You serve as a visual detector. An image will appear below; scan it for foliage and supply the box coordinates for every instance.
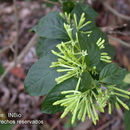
[124,109,130,130]
[24,2,130,125]
[0,124,14,130]
[0,63,5,75]
[123,74,130,130]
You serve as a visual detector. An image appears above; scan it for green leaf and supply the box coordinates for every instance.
[99,63,126,85]
[96,61,108,73]
[89,27,109,45]
[0,63,4,75]
[0,124,14,130]
[42,78,77,114]
[103,44,115,60]
[124,100,130,130]
[78,32,100,67]
[24,53,63,96]
[124,110,130,130]
[90,27,115,58]
[71,2,98,30]
[118,82,130,91]
[80,72,95,92]
[96,44,115,73]
[62,0,75,13]
[36,37,62,58]
[32,11,68,40]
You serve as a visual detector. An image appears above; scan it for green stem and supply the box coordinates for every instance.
[75,77,81,91]
[113,87,130,95]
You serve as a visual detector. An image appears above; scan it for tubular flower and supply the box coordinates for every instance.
[96,38,112,63]
[53,78,100,125]
[50,12,130,125]
[53,84,130,124]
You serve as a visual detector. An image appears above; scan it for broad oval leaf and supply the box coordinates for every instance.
[36,37,62,58]
[96,61,107,73]
[24,53,62,96]
[32,11,69,40]
[78,32,100,67]
[96,44,116,73]
[80,72,96,92]
[42,78,77,114]
[99,63,126,85]
[92,28,116,60]
[89,27,109,46]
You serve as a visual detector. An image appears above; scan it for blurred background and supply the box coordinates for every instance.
[0,0,130,130]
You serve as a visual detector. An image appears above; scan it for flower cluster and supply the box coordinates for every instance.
[50,12,130,124]
[53,81,130,124]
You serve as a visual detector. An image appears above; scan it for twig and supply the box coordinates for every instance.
[42,0,61,6]
[13,96,45,130]
[75,111,100,130]
[0,42,15,55]
[103,2,130,21]
[101,24,130,36]
[97,116,118,130]
[75,117,93,130]
[13,0,19,66]
[50,118,63,130]
[87,0,92,5]
[0,34,38,83]
[108,35,130,48]
[116,108,124,119]
[108,31,130,36]
[17,34,38,63]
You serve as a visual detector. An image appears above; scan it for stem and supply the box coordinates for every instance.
[75,77,81,91]
[103,2,130,21]
[113,86,130,95]
[13,0,19,66]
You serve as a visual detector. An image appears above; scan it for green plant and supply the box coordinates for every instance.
[123,73,130,130]
[0,63,5,75]
[24,2,130,125]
